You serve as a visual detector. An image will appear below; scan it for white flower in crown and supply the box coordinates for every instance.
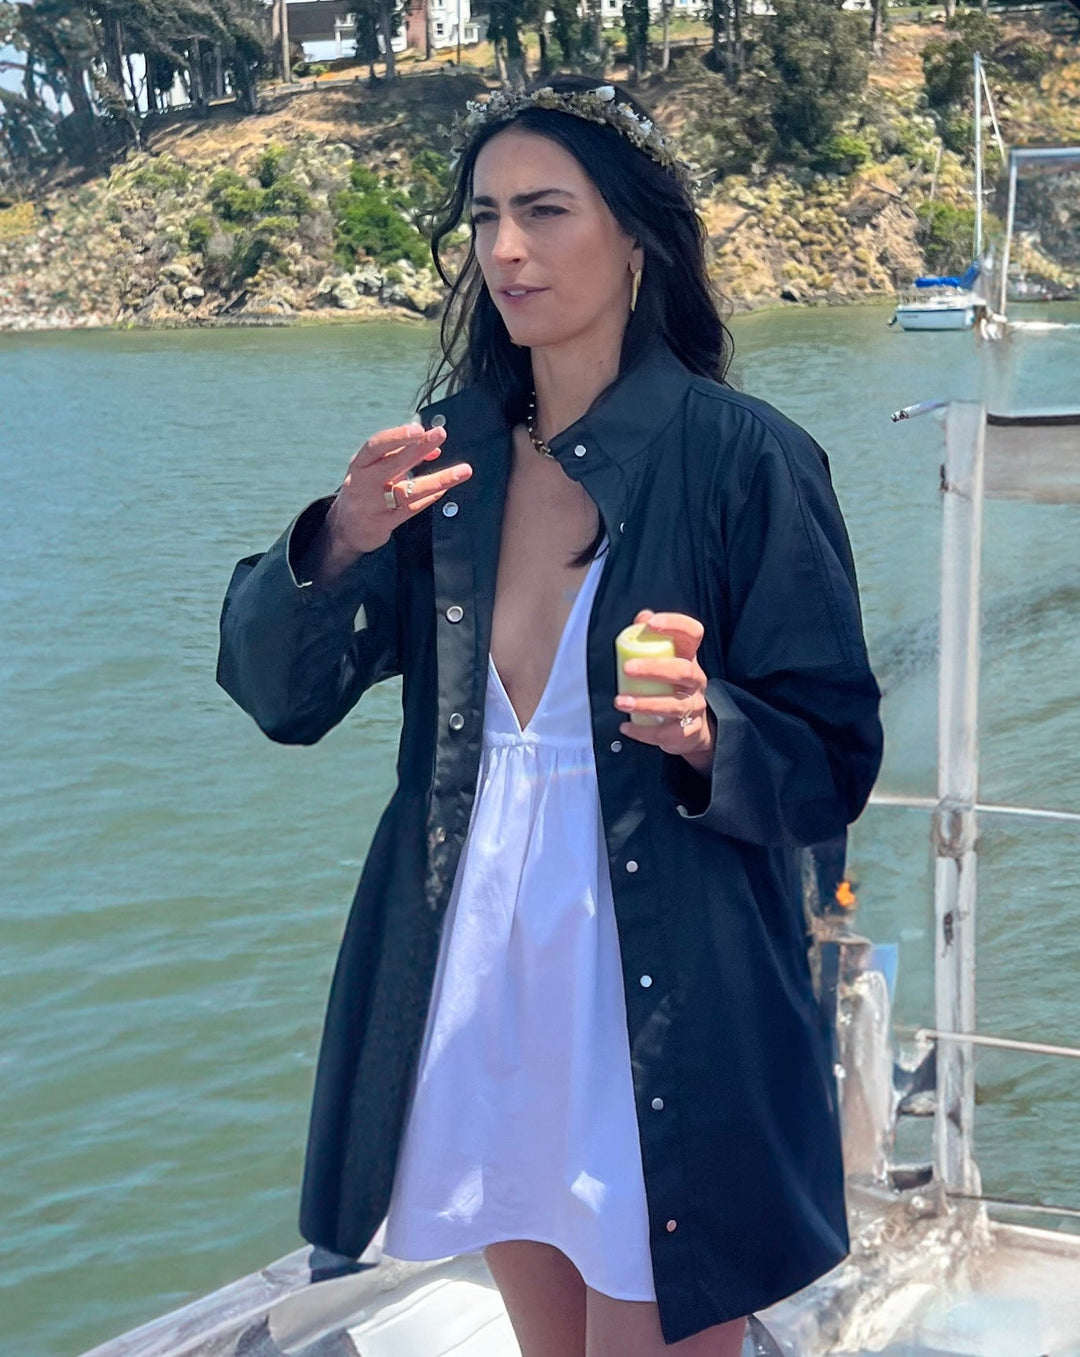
[593,85,616,101]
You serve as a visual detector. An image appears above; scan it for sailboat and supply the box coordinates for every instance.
[892,53,1001,332]
[891,261,981,331]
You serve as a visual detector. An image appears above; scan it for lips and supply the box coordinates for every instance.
[501,286,547,298]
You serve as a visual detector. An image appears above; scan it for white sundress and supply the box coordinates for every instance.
[381,541,656,1301]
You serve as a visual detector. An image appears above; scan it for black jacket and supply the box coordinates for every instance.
[216,337,883,1344]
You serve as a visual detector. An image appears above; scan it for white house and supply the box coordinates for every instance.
[286,0,484,62]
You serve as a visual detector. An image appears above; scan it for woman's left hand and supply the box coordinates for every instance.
[614,610,715,774]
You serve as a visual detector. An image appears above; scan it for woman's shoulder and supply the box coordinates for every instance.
[684,373,827,459]
[676,373,832,494]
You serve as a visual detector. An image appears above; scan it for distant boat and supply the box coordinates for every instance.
[891,263,981,331]
[891,52,1001,332]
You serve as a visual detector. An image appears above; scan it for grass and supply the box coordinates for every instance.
[0,202,36,240]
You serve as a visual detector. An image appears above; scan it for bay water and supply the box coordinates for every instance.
[2,306,1078,1356]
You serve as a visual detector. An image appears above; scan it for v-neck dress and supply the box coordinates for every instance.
[381,541,656,1301]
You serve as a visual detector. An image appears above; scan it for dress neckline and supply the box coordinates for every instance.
[488,542,608,739]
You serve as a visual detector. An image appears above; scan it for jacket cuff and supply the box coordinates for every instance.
[659,678,794,842]
[287,495,335,587]
[261,494,385,616]
[284,494,360,601]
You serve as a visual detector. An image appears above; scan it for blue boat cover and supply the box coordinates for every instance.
[914,262,980,290]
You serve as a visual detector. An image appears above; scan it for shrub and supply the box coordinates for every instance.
[813,132,872,175]
[265,173,313,217]
[126,155,190,195]
[406,149,453,232]
[682,70,778,178]
[349,163,380,193]
[208,168,266,223]
[939,109,974,157]
[923,11,1003,110]
[254,143,289,189]
[187,216,214,253]
[331,162,429,269]
[916,199,978,275]
[996,38,1052,86]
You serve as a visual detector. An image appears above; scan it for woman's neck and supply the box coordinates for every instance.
[529,327,624,444]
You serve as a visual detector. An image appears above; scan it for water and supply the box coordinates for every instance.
[1,307,1078,1356]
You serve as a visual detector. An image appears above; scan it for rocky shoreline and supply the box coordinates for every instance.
[1,20,1076,335]
[0,137,930,333]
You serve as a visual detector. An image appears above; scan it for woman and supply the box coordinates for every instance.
[216,74,883,1354]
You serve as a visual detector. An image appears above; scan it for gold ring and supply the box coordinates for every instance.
[383,487,398,510]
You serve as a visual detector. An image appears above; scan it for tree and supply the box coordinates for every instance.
[869,0,888,54]
[922,11,1001,111]
[762,0,869,160]
[0,0,272,175]
[708,0,735,83]
[549,0,582,67]
[16,0,99,123]
[352,0,382,81]
[622,0,649,80]
[486,0,529,86]
[659,0,672,72]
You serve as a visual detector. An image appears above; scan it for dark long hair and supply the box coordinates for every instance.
[414,73,734,423]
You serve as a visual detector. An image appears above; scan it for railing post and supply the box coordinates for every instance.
[933,401,985,1196]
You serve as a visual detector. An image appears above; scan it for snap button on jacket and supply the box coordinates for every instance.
[216,339,884,1344]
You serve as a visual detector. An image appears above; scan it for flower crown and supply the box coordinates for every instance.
[445,84,697,195]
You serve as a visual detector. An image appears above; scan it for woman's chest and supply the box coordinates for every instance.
[488,438,601,717]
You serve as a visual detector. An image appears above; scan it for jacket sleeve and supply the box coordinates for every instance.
[662,416,883,847]
[216,496,402,745]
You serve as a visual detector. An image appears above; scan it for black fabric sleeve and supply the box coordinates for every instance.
[216,497,402,745]
[662,419,883,847]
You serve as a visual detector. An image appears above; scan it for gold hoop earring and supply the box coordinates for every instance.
[630,269,642,313]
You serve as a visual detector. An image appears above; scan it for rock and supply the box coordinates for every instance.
[400,275,445,317]
[162,261,192,282]
[316,273,361,310]
[181,285,205,301]
[161,283,180,304]
[352,264,384,296]
[379,279,408,306]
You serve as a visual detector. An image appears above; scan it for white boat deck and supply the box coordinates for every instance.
[78,1190,1080,1357]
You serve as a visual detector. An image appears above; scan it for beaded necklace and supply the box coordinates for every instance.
[524,391,555,460]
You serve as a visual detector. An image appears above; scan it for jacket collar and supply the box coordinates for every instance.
[420,338,695,541]
[420,336,694,465]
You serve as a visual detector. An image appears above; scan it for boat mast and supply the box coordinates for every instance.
[974,51,983,263]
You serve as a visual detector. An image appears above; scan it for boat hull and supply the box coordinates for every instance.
[893,301,977,331]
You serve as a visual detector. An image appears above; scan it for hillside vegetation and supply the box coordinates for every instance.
[0,9,1077,330]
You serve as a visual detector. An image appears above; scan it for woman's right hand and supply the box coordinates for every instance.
[313,423,473,583]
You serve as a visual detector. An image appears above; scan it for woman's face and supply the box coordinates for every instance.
[470,125,643,352]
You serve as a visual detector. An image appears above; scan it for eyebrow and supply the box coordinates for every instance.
[470,188,577,209]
